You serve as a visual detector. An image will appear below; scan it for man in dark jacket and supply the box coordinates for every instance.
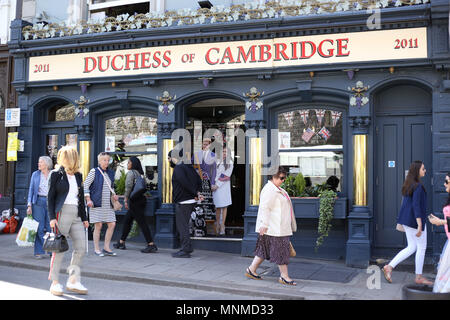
[169,150,203,258]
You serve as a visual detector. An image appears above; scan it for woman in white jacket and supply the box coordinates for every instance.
[212,148,233,235]
[245,167,298,286]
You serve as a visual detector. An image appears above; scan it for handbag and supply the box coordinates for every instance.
[98,168,123,211]
[43,230,69,253]
[289,242,296,257]
[43,211,68,253]
[130,171,146,200]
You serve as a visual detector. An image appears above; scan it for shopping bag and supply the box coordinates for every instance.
[15,216,39,247]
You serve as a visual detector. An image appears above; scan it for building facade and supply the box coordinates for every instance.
[9,0,450,267]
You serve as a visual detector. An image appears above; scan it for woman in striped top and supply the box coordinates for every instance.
[84,152,118,257]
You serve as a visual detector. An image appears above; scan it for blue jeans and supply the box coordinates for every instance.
[32,196,51,255]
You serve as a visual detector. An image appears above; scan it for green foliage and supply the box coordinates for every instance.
[300,182,329,197]
[114,170,126,195]
[293,173,306,196]
[315,189,337,252]
[281,175,297,197]
[127,221,139,239]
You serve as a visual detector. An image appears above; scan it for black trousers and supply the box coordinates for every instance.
[120,196,153,243]
[175,203,195,253]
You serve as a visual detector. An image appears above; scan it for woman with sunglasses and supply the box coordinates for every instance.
[245,167,297,286]
[382,160,433,285]
[428,173,450,292]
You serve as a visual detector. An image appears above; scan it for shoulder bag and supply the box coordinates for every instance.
[98,168,123,211]
[130,170,146,200]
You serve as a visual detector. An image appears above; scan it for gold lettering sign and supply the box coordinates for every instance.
[28,27,427,82]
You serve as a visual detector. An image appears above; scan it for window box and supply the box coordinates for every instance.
[291,197,347,219]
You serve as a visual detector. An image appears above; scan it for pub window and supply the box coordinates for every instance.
[277,108,344,193]
[105,115,158,191]
[48,102,75,122]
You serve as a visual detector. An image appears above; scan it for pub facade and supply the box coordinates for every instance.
[9,0,450,267]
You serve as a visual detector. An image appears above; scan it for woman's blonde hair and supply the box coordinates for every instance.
[57,146,80,175]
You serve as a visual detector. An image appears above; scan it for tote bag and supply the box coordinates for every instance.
[16,216,39,247]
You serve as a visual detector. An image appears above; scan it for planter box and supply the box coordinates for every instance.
[291,197,348,219]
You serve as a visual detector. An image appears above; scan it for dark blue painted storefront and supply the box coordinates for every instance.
[9,1,450,267]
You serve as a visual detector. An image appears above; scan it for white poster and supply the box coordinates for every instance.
[278,132,291,149]
[105,136,115,152]
[5,108,20,127]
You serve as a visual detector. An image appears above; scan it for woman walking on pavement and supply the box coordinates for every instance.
[245,166,298,286]
[84,152,118,257]
[26,156,53,259]
[47,146,89,296]
[382,160,433,286]
[213,148,233,236]
[114,157,158,253]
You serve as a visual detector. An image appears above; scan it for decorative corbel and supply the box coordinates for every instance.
[74,96,90,118]
[244,87,264,113]
[348,81,370,109]
[157,91,176,115]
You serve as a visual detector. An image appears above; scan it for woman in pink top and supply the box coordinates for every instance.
[428,172,450,293]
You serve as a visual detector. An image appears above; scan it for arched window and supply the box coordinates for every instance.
[278,108,344,193]
[105,115,158,191]
[48,102,75,122]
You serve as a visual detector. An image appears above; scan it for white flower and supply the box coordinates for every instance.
[246,101,252,109]
[361,97,369,105]
[350,97,357,106]
[394,0,402,6]
[23,31,30,40]
[380,0,389,7]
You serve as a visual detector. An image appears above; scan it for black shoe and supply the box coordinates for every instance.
[113,242,126,250]
[171,250,191,258]
[141,244,158,253]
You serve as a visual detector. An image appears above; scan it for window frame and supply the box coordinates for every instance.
[275,105,347,195]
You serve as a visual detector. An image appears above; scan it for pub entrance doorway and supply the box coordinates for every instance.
[185,98,246,243]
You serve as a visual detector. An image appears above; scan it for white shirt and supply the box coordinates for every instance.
[38,172,50,196]
[64,174,79,205]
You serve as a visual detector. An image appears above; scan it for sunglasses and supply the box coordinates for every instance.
[445,179,449,185]
[279,176,286,181]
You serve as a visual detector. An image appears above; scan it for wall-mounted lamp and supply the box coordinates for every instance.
[199,77,213,88]
[389,67,395,74]
[343,69,359,80]
[111,82,116,88]
[309,71,315,78]
[79,83,90,94]
[198,0,213,9]
[53,85,58,91]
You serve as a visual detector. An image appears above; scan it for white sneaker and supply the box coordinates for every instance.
[66,281,88,295]
[50,283,64,296]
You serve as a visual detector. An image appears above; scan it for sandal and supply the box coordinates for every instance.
[415,276,433,286]
[245,267,262,280]
[279,276,297,286]
[382,265,392,283]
